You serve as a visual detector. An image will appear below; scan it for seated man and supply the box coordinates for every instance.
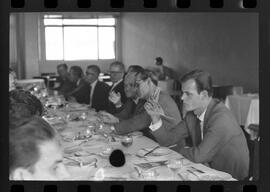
[85,65,110,112]
[65,66,89,104]
[145,69,249,180]
[9,89,44,127]
[107,61,127,114]
[108,68,181,142]
[9,116,70,180]
[54,63,75,95]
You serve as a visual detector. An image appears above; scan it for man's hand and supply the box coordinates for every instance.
[144,99,164,124]
[98,111,120,124]
[108,91,122,107]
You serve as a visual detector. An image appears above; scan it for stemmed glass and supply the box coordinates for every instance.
[80,112,87,127]
[167,159,184,180]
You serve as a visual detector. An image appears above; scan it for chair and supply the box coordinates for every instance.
[247,124,259,181]
[213,85,243,102]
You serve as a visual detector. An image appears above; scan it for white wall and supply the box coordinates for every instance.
[120,13,258,92]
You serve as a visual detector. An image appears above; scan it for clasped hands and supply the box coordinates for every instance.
[144,98,165,123]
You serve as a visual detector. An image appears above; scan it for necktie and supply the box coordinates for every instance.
[195,117,202,145]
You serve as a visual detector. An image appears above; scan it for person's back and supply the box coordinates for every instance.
[202,100,249,180]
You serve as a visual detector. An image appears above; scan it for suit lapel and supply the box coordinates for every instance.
[186,112,202,146]
[202,99,220,135]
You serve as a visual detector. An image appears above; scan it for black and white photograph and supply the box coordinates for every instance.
[9,12,259,181]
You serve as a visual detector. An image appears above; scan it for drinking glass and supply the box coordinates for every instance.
[121,136,133,147]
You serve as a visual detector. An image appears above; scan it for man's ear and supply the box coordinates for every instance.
[200,90,209,98]
[10,168,33,180]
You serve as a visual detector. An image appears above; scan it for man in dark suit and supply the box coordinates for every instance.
[65,66,89,104]
[107,61,127,114]
[54,63,75,95]
[145,69,249,180]
[85,65,110,112]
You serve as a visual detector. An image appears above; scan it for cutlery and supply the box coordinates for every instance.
[190,166,205,174]
[143,146,160,156]
[134,167,141,177]
[186,169,200,179]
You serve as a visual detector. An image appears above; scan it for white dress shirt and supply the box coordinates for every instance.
[89,80,98,107]
[110,79,123,92]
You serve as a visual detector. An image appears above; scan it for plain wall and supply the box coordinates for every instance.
[121,13,258,93]
[11,12,258,92]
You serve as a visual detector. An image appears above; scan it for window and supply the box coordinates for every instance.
[43,15,116,60]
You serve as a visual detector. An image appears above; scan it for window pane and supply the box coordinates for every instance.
[98,18,115,26]
[64,27,98,60]
[98,27,115,59]
[44,15,62,19]
[63,19,98,25]
[45,27,63,60]
[44,19,63,25]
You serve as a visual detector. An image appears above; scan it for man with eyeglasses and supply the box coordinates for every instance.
[107,61,127,114]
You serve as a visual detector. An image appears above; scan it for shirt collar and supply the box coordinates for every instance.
[197,108,207,122]
[112,79,123,87]
[76,79,81,86]
[91,79,98,88]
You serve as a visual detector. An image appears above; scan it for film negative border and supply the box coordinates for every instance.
[9,0,259,11]
[2,0,270,192]
[9,0,259,9]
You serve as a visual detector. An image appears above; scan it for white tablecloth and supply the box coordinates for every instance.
[44,103,235,181]
[16,79,46,89]
[225,94,259,135]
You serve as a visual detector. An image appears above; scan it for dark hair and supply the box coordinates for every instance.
[135,69,158,86]
[9,90,44,122]
[155,57,163,65]
[57,63,68,70]
[70,66,83,78]
[180,69,213,96]
[110,61,125,72]
[127,65,144,73]
[9,116,56,173]
[87,65,101,75]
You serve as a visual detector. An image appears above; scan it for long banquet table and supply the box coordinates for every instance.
[43,98,235,181]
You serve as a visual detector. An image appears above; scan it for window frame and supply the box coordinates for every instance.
[39,13,120,62]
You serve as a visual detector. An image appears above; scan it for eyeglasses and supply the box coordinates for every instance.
[109,71,123,75]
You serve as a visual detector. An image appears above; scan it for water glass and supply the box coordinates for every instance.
[121,136,133,147]
[141,169,158,180]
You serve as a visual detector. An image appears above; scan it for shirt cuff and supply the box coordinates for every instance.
[149,119,163,132]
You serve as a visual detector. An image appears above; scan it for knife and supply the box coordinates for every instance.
[143,146,160,156]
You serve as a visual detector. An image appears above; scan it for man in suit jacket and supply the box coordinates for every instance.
[85,65,110,112]
[107,61,127,114]
[145,69,249,180]
[54,63,75,95]
[112,69,182,142]
[65,66,89,104]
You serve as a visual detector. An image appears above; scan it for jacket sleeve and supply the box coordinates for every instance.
[179,113,230,163]
[114,111,151,135]
[150,118,189,147]
[114,100,134,120]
